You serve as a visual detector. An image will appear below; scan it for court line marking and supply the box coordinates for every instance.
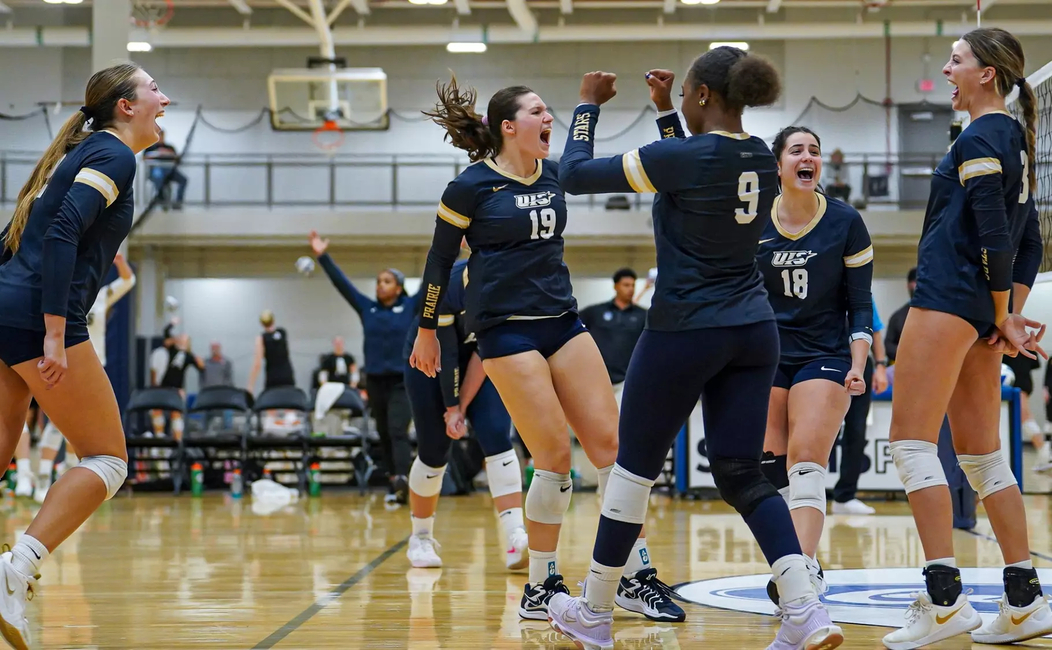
[962,528,1052,562]
[252,535,410,649]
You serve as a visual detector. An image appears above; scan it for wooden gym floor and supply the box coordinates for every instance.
[4,488,1052,649]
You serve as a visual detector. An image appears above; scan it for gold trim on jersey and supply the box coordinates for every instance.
[438,201,471,229]
[844,245,874,268]
[622,149,657,193]
[437,314,455,327]
[484,158,542,186]
[958,157,1003,184]
[75,168,119,207]
[506,312,568,321]
[770,193,827,241]
[710,131,751,140]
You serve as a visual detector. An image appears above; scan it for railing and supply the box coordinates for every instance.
[0,150,988,213]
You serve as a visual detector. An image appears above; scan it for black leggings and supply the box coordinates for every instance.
[366,373,413,478]
[833,356,873,503]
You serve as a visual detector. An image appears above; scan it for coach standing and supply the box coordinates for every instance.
[580,268,647,407]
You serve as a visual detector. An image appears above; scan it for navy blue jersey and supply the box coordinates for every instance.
[418,158,576,334]
[912,112,1042,325]
[758,194,874,364]
[559,105,778,331]
[0,132,136,335]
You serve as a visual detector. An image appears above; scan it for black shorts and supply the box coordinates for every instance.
[773,357,850,390]
[909,301,995,339]
[476,312,587,361]
[0,325,90,368]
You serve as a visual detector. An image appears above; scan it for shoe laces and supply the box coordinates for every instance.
[904,592,934,623]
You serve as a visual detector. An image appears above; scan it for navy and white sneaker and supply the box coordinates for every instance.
[615,568,686,622]
[519,573,570,620]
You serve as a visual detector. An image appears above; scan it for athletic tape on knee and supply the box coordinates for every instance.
[525,469,572,525]
[890,440,947,494]
[788,462,827,512]
[599,464,654,526]
[77,455,127,500]
[40,422,63,452]
[408,457,447,498]
[485,450,522,498]
[958,451,1016,499]
[596,464,613,500]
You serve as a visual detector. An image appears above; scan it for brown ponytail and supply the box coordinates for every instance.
[1017,79,1038,191]
[423,74,536,162]
[2,62,141,255]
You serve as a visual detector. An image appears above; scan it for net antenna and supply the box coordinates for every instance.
[1007,58,1052,270]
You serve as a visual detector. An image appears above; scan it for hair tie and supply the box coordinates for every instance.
[1016,78,1027,89]
[481,115,489,127]
[79,105,94,120]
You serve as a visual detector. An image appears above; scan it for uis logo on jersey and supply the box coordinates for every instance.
[771,250,817,268]
[515,191,556,209]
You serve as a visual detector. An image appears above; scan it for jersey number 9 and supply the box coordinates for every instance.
[735,172,760,224]
[530,208,557,240]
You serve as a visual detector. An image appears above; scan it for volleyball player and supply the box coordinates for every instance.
[0,62,168,648]
[404,256,529,570]
[546,52,841,650]
[247,310,296,393]
[757,126,873,604]
[410,75,682,623]
[883,28,1052,648]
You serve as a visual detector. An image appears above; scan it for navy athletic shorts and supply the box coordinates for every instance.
[773,357,850,390]
[0,325,90,368]
[476,312,587,361]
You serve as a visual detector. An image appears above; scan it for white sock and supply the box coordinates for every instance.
[623,537,651,577]
[583,559,621,612]
[1007,559,1034,570]
[10,534,48,579]
[411,516,434,538]
[498,507,524,540]
[772,554,814,605]
[1024,420,1041,437]
[38,459,54,481]
[528,549,557,584]
[15,459,30,480]
[926,557,958,569]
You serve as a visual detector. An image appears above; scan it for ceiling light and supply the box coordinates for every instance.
[710,41,749,51]
[127,41,153,52]
[447,42,487,53]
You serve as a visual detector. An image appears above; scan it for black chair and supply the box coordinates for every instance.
[183,386,255,494]
[248,386,311,493]
[309,386,375,494]
[123,387,186,493]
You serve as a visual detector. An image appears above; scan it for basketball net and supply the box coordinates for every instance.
[312,120,346,155]
[130,0,174,32]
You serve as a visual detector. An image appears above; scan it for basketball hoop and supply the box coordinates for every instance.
[130,0,174,31]
[312,120,346,154]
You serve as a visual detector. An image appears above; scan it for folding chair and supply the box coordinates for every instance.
[248,386,311,493]
[309,384,375,494]
[123,387,186,493]
[184,386,254,495]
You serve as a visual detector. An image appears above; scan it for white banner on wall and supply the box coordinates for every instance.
[685,400,1010,492]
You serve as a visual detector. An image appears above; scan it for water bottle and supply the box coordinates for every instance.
[4,463,14,494]
[190,462,204,497]
[309,463,322,497]
[231,468,243,499]
[525,461,534,490]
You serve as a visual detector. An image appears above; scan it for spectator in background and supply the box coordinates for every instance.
[883,267,916,363]
[247,310,296,394]
[144,129,187,210]
[154,334,204,441]
[580,268,647,407]
[317,336,359,387]
[202,341,234,388]
[150,322,177,388]
[1001,352,1043,469]
[832,298,889,515]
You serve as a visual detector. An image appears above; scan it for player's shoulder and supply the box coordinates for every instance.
[81,132,136,165]
[540,158,559,179]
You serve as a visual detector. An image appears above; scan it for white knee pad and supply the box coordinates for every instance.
[408,457,447,498]
[40,422,63,452]
[778,485,791,503]
[525,469,572,525]
[958,450,1016,499]
[596,464,613,500]
[77,455,128,500]
[485,450,522,498]
[890,440,948,494]
[599,464,654,525]
[788,462,827,512]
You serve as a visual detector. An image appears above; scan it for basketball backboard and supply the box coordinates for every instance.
[267,67,389,132]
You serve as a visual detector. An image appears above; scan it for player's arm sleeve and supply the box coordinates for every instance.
[559,104,693,195]
[104,274,137,309]
[655,109,685,140]
[437,319,461,408]
[41,147,135,318]
[1013,199,1042,288]
[317,253,371,316]
[418,179,474,329]
[958,135,1013,292]
[842,215,875,345]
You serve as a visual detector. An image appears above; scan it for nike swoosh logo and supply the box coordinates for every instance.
[936,605,964,625]
[426,473,439,479]
[1012,610,1038,625]
[30,549,40,560]
[797,469,815,475]
[503,460,514,467]
[4,575,13,597]
[759,238,775,244]
[820,367,839,372]
[493,185,508,192]
[560,485,571,492]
